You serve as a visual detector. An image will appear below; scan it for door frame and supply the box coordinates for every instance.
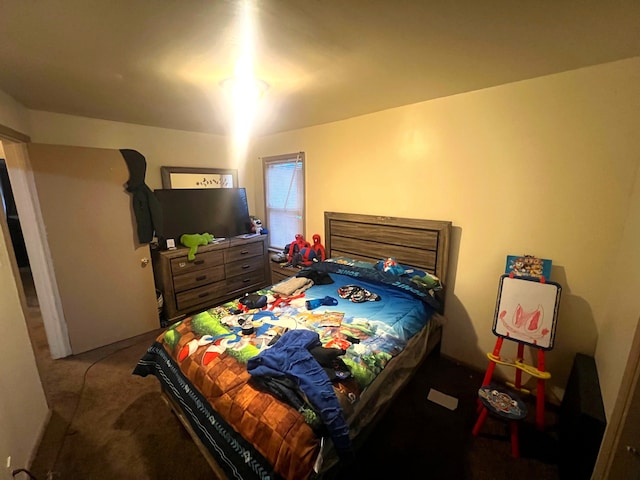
[0,124,72,358]
[592,315,640,477]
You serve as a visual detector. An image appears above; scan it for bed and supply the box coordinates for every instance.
[133,211,452,479]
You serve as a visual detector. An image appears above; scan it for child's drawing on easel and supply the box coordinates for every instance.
[493,275,562,350]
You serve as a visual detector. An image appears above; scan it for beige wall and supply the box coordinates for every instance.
[0,219,48,476]
[27,112,239,188]
[595,159,640,414]
[0,146,49,475]
[0,89,30,134]
[26,110,268,220]
[249,57,640,410]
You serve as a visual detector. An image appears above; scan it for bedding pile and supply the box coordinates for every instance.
[133,258,442,480]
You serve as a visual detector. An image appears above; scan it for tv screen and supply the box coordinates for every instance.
[154,188,252,241]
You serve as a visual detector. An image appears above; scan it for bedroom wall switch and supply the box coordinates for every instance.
[5,455,10,469]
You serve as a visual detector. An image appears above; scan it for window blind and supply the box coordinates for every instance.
[263,153,305,250]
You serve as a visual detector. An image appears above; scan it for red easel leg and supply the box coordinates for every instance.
[481,337,504,386]
[536,349,546,430]
[472,407,489,436]
[515,343,525,390]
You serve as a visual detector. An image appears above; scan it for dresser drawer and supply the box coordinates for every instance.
[176,281,227,312]
[224,271,266,297]
[225,242,263,263]
[172,265,225,293]
[225,256,264,278]
[170,250,224,276]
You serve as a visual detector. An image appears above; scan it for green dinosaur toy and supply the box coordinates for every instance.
[180,232,214,261]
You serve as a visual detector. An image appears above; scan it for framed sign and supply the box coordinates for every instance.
[492,274,562,350]
[160,166,238,189]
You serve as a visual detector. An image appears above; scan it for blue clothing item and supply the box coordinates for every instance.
[246,329,352,452]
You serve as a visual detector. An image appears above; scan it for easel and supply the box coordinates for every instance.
[473,273,562,456]
[480,335,551,431]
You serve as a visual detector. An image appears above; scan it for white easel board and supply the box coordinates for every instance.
[492,274,562,350]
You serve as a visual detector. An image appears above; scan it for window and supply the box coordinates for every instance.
[263,152,305,250]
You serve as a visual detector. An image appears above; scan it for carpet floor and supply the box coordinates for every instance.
[22,269,562,480]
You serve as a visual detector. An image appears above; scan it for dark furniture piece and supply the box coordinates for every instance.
[152,235,270,322]
[558,352,607,479]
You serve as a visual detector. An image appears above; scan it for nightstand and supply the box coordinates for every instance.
[269,261,302,284]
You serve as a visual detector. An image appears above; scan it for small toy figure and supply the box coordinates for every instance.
[180,232,214,261]
[287,234,311,264]
[250,216,268,235]
[312,234,326,261]
[379,257,405,275]
[251,217,263,235]
[383,258,397,271]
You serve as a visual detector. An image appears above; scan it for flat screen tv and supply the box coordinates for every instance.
[154,187,252,242]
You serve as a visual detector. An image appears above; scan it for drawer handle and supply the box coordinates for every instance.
[194,260,205,265]
[195,275,207,281]
[241,264,250,270]
[239,249,249,255]
[198,292,210,298]
[243,278,251,283]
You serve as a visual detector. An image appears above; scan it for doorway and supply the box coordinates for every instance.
[0,157,37,312]
[1,138,72,359]
[0,158,30,269]
[0,139,54,409]
[0,137,39,312]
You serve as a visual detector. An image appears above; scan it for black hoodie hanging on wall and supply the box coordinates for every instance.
[120,149,163,244]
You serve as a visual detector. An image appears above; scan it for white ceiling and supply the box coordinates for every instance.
[1,1,639,137]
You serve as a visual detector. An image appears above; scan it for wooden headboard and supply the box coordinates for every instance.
[324,212,452,307]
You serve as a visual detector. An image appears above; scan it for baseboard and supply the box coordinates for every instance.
[28,408,53,469]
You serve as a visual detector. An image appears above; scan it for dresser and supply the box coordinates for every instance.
[153,235,270,322]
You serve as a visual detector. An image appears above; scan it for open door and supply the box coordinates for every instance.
[4,143,159,355]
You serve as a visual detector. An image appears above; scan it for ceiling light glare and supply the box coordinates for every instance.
[221,76,269,102]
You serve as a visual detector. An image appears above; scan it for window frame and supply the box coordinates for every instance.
[262,152,305,251]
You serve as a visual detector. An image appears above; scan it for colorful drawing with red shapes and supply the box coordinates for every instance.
[492,275,561,350]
